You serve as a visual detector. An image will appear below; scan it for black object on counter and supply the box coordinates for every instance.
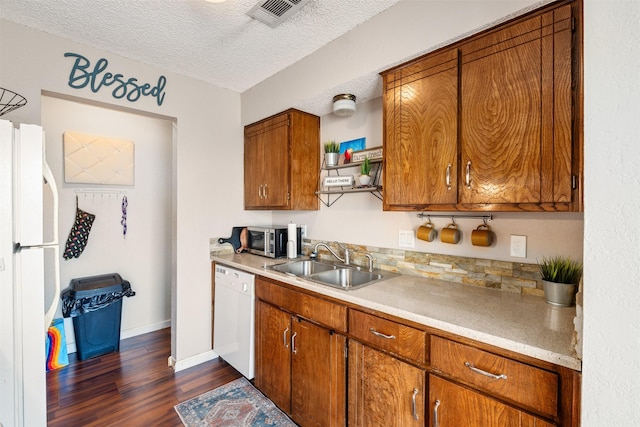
[218,226,250,253]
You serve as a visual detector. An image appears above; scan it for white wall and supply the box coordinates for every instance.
[0,20,271,368]
[582,0,640,424]
[41,95,173,346]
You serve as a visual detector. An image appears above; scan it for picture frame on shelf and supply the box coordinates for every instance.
[339,137,366,154]
[338,137,366,165]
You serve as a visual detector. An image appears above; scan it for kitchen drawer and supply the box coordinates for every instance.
[256,277,347,332]
[349,309,426,364]
[430,335,558,417]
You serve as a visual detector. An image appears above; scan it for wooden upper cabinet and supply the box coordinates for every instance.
[459,4,574,209]
[244,109,319,210]
[381,1,581,212]
[383,48,459,210]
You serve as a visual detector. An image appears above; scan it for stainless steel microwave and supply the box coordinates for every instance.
[247,226,302,258]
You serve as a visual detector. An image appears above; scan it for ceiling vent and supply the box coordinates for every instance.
[247,0,312,28]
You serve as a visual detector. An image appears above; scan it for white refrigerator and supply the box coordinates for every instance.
[0,119,60,427]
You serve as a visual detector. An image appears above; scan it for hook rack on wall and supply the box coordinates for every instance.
[417,213,493,222]
[74,188,127,198]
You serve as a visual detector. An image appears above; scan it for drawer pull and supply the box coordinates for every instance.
[411,388,419,420]
[464,361,507,380]
[433,399,440,427]
[369,328,396,340]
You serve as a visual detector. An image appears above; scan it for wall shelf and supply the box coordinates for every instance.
[315,158,382,207]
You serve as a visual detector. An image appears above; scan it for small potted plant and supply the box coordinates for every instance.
[324,140,340,166]
[539,255,582,306]
[359,157,372,186]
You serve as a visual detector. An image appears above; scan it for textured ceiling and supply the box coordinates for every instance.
[0,0,401,99]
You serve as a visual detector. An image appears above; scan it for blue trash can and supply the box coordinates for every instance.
[61,273,135,361]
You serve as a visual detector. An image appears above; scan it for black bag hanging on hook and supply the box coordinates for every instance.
[63,195,96,260]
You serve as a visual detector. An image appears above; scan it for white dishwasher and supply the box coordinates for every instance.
[213,264,255,379]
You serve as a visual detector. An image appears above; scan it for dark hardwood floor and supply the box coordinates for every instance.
[47,327,241,426]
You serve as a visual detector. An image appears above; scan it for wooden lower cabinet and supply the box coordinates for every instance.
[429,375,555,427]
[348,339,426,426]
[254,300,346,427]
[253,277,579,427]
[255,301,291,412]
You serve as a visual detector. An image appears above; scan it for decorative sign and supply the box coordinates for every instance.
[323,175,354,187]
[64,52,167,106]
[352,146,383,163]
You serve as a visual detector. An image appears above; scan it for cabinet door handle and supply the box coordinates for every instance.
[411,388,419,421]
[263,184,268,199]
[258,184,263,198]
[283,327,289,348]
[445,163,452,190]
[369,328,396,340]
[464,361,508,380]
[465,161,471,189]
[433,399,440,427]
[291,332,297,354]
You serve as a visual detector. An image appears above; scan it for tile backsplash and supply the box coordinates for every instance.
[209,237,546,298]
[303,239,545,298]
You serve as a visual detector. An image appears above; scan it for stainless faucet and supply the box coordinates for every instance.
[362,253,374,272]
[311,241,350,265]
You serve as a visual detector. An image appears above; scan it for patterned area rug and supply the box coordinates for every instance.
[174,377,296,426]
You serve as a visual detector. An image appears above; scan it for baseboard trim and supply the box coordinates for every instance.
[65,319,171,355]
[121,320,171,340]
[172,350,219,373]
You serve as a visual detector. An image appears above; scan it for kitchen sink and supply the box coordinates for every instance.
[306,268,384,290]
[268,260,337,276]
[268,259,392,290]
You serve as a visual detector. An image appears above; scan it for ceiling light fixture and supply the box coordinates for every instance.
[332,94,356,117]
[204,0,227,3]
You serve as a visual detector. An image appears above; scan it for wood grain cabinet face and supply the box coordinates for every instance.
[459,5,574,208]
[244,109,319,210]
[255,300,292,412]
[349,309,426,364]
[383,48,459,210]
[431,336,559,418]
[254,278,346,427]
[429,375,556,427]
[348,339,426,427]
[381,2,580,212]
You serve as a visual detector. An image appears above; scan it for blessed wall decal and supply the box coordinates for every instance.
[64,52,167,106]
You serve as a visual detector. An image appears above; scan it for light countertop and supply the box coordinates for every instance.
[211,252,581,371]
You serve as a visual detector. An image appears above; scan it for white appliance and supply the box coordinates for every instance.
[213,265,255,379]
[0,119,60,427]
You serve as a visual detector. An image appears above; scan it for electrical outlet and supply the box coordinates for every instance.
[510,235,527,258]
[300,224,307,238]
[399,230,415,248]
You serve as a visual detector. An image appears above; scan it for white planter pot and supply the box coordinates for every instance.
[359,175,371,186]
[542,280,577,307]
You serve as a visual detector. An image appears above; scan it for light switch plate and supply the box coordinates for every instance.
[399,230,415,248]
[510,235,527,258]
